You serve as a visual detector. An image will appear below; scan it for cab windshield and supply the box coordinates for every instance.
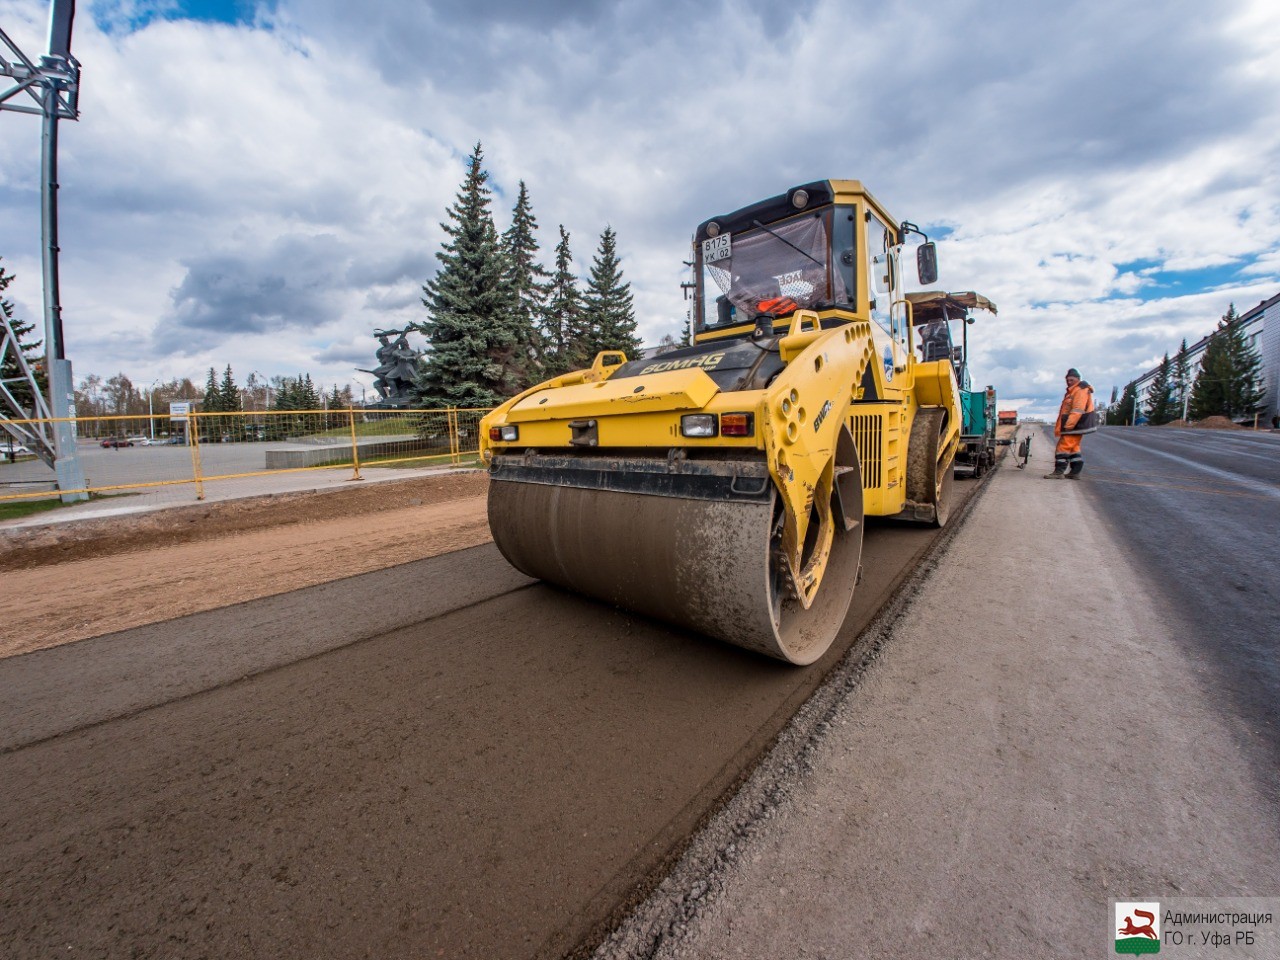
[697,211,843,331]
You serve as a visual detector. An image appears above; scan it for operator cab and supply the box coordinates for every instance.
[905,290,998,392]
[690,181,939,345]
[693,183,854,341]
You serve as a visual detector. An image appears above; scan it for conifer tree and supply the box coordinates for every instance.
[1223,311,1266,417]
[1109,381,1139,425]
[502,180,550,384]
[679,314,692,347]
[0,258,45,414]
[1172,338,1191,421]
[415,143,522,408]
[1144,354,1176,425]
[203,367,222,412]
[219,364,241,412]
[299,373,321,410]
[1189,304,1266,420]
[580,226,641,358]
[541,225,584,376]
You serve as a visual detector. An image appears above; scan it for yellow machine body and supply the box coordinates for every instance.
[481,180,961,663]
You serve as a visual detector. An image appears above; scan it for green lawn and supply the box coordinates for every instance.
[0,497,68,521]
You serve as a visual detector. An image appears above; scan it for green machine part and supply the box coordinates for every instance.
[960,389,990,438]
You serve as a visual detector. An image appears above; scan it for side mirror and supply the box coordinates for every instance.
[917,242,938,285]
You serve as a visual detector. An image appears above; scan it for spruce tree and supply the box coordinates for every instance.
[1189,304,1265,420]
[1223,311,1265,417]
[502,180,550,385]
[679,314,692,347]
[299,373,321,410]
[580,226,641,358]
[203,367,222,412]
[0,258,45,414]
[1110,381,1139,425]
[1172,338,1191,421]
[415,143,522,408]
[1144,354,1176,425]
[542,225,584,375]
[219,365,241,411]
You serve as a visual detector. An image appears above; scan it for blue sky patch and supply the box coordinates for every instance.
[93,0,266,34]
[1114,260,1247,302]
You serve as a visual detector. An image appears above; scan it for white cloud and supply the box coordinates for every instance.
[0,0,1277,418]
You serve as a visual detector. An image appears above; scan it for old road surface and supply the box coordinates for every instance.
[1085,425,1280,770]
[0,474,985,958]
[598,423,1280,959]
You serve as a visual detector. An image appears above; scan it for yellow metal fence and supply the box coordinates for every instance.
[0,407,490,504]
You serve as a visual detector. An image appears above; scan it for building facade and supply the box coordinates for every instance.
[1131,292,1278,424]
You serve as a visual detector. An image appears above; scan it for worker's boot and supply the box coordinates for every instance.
[1066,462,1084,480]
[1043,457,1068,480]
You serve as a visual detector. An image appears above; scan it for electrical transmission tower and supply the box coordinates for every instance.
[1,0,87,499]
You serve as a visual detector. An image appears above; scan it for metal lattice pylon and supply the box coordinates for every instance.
[1,308,55,467]
[1,2,87,496]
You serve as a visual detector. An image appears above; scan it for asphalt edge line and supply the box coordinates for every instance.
[582,460,1001,960]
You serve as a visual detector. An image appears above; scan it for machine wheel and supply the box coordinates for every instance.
[906,408,954,528]
[487,436,864,665]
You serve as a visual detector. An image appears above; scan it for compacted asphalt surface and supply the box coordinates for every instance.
[0,477,984,960]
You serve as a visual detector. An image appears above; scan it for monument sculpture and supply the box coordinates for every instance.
[358,326,422,408]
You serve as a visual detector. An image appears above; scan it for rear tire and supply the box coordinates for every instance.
[906,408,954,528]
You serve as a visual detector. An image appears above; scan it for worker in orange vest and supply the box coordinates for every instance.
[1046,368,1097,479]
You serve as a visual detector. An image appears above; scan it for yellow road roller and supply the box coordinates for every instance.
[480,180,961,663]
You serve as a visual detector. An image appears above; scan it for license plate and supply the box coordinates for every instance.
[701,233,731,264]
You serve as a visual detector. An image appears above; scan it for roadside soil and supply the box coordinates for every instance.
[0,471,491,659]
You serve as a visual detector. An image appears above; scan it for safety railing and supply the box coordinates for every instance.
[0,407,491,504]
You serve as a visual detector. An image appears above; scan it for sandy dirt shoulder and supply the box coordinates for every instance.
[0,472,491,659]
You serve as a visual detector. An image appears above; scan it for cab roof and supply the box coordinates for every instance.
[906,290,998,323]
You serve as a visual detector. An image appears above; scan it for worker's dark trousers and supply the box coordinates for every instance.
[1056,453,1084,476]
[1054,435,1084,476]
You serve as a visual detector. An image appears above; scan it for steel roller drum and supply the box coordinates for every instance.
[487,477,863,664]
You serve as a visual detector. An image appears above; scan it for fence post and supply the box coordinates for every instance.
[188,411,205,500]
[447,407,460,465]
[348,406,363,480]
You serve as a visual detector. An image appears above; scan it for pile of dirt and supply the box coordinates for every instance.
[1182,416,1246,430]
[0,470,488,571]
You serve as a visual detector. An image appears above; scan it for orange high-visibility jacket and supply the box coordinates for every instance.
[1056,381,1097,436]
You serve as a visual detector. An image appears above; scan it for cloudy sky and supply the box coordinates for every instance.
[2,0,1278,415]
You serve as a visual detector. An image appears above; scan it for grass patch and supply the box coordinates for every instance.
[0,497,68,521]
[305,415,424,440]
[0,490,138,522]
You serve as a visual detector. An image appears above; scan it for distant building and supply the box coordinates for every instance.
[1131,292,1278,423]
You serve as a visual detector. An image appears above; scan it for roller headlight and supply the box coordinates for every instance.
[680,414,717,438]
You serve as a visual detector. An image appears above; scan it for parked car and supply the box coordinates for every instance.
[100,437,133,448]
[129,436,153,446]
[165,435,186,445]
[2,443,33,461]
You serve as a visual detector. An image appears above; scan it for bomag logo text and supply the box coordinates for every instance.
[813,400,833,432]
[639,353,725,375]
